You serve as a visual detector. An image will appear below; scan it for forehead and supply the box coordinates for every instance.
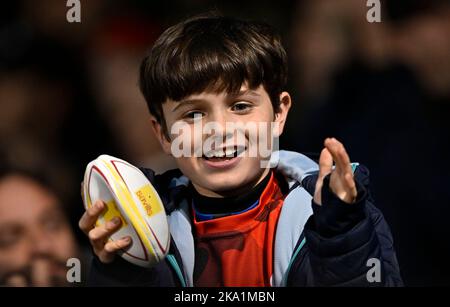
[0,175,60,223]
[166,84,267,106]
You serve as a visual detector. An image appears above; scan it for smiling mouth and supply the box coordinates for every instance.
[202,146,246,162]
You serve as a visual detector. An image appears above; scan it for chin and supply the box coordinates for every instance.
[179,156,267,195]
[202,175,246,193]
[199,168,264,196]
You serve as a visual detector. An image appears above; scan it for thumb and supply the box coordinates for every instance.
[314,147,333,205]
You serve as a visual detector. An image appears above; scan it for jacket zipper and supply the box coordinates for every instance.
[166,254,187,287]
[281,237,306,286]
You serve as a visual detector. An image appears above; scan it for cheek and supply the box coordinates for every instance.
[0,248,29,275]
[49,227,78,260]
[168,123,202,156]
[242,156,266,171]
[0,241,31,271]
[245,124,276,158]
[174,156,198,176]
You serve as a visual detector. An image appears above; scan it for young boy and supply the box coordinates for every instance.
[79,14,403,286]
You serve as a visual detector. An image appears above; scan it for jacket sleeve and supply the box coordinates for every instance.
[87,254,179,286]
[288,165,403,286]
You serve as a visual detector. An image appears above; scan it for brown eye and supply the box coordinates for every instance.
[231,103,252,112]
[0,227,22,249]
[184,111,204,119]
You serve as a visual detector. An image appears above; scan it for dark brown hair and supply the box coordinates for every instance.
[139,13,288,128]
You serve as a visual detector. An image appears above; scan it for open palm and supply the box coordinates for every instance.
[314,138,357,205]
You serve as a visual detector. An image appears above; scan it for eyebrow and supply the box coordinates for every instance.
[230,89,261,99]
[171,99,207,112]
[0,222,21,234]
[171,90,261,113]
[39,206,65,222]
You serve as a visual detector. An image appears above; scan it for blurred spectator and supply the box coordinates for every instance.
[0,66,76,198]
[0,0,120,237]
[285,0,450,285]
[86,15,176,173]
[0,168,84,286]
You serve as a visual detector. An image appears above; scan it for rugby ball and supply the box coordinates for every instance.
[82,155,170,268]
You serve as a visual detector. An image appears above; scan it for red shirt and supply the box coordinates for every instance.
[192,172,285,286]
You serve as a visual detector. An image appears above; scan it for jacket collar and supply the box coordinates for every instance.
[166,150,319,192]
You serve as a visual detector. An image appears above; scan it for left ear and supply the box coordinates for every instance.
[273,91,292,138]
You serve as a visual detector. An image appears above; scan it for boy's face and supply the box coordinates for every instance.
[152,84,291,197]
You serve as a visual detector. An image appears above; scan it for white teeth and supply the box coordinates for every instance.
[205,150,225,158]
[225,149,236,157]
[205,148,237,158]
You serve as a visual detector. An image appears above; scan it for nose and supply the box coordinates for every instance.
[208,107,227,128]
[28,228,55,257]
[204,110,234,146]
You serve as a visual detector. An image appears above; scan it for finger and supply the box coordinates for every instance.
[318,146,333,179]
[99,237,132,263]
[80,181,85,204]
[88,217,122,251]
[345,172,357,200]
[326,138,356,194]
[78,200,105,234]
[325,138,352,175]
[104,237,132,254]
[314,147,333,205]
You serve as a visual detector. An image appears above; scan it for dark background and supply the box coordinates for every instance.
[1,0,449,286]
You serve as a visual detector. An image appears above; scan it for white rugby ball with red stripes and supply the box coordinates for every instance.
[82,155,170,268]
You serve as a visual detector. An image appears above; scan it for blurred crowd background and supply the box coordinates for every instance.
[0,0,449,286]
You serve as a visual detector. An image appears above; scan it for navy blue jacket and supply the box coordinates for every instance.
[87,151,403,287]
